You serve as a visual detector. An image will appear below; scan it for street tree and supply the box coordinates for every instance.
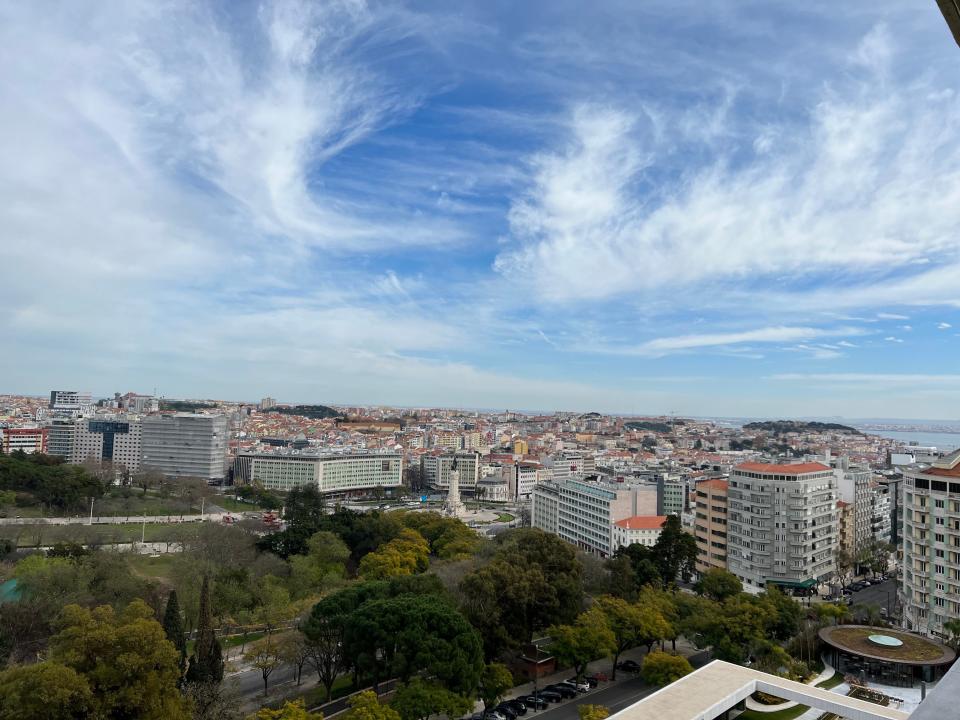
[391,678,473,720]
[255,699,324,720]
[478,662,514,711]
[186,576,224,684]
[578,706,610,720]
[694,569,742,602]
[245,635,286,697]
[595,595,668,679]
[303,614,346,702]
[548,605,616,681]
[640,651,693,686]
[651,515,698,585]
[278,631,312,686]
[341,691,401,720]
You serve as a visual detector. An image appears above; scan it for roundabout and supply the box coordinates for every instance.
[818,625,955,686]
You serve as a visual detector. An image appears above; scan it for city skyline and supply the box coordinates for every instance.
[3,2,960,418]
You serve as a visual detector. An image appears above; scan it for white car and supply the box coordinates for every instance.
[563,679,590,693]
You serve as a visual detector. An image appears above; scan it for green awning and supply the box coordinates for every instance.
[764,577,816,589]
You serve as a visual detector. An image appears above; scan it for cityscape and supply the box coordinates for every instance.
[2,3,960,720]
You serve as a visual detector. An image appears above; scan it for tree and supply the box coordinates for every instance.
[0,661,93,720]
[604,554,638,601]
[278,632,312,686]
[288,531,350,599]
[162,590,187,680]
[578,706,610,720]
[834,548,854,585]
[186,576,224,685]
[651,515,698,585]
[252,574,297,635]
[613,543,661,589]
[758,587,802,641]
[478,663,514,710]
[358,528,430,579]
[341,691,401,720]
[943,619,960,651]
[640,651,693,686]
[548,606,616,681]
[694,569,742,602]
[815,602,850,627]
[303,614,346,702]
[595,595,668,680]
[391,679,473,720]
[255,699,324,720]
[48,600,190,719]
[245,635,286,697]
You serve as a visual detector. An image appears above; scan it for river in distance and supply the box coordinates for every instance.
[871,430,960,451]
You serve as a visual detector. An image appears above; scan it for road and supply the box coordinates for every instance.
[0,513,230,525]
[514,651,712,720]
[229,663,301,702]
[848,578,898,615]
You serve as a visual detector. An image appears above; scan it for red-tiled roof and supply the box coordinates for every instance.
[697,478,729,491]
[837,500,850,508]
[927,465,960,478]
[735,462,831,475]
[614,515,667,530]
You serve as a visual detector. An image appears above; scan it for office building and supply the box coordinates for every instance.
[727,462,837,593]
[142,414,227,481]
[694,478,728,575]
[611,515,667,552]
[549,451,596,482]
[0,427,47,454]
[658,476,685,516]
[46,417,79,459]
[504,461,542,501]
[72,416,143,472]
[48,390,92,412]
[532,479,658,556]
[235,451,402,494]
[421,452,480,491]
[902,449,960,639]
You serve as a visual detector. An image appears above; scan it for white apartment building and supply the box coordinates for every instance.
[727,462,837,593]
[870,482,892,544]
[421,452,480,491]
[142,413,227,481]
[72,417,143,473]
[236,451,403,494]
[49,390,92,411]
[532,479,658,556]
[833,455,873,554]
[548,451,596,482]
[902,450,960,639]
[504,461,542,501]
[611,515,667,552]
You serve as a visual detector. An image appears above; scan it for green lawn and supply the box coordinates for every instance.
[126,553,178,580]
[497,512,516,522]
[213,496,264,512]
[737,704,810,720]
[1,520,203,547]
[816,672,844,690]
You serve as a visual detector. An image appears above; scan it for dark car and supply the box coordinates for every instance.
[545,684,577,699]
[616,659,642,673]
[522,697,549,710]
[503,700,527,715]
[586,672,608,685]
[495,705,517,720]
[534,690,563,703]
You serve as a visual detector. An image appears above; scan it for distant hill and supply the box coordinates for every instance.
[744,420,862,435]
[624,420,673,433]
[271,404,343,420]
[158,399,216,412]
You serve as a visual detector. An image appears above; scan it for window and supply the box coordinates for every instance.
[935,564,945,575]
[935,499,945,509]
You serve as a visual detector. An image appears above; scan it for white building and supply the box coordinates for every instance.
[235,451,403,494]
[142,413,227,481]
[611,515,667,552]
[833,455,872,554]
[421,452,480,492]
[72,417,143,473]
[49,390,92,412]
[0,427,47,454]
[532,479,659,556]
[727,461,837,593]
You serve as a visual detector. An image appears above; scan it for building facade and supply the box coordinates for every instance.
[834,456,873,554]
[72,417,143,473]
[611,515,667,552]
[421,452,480,491]
[727,462,837,593]
[694,478,729,575]
[49,390,92,411]
[46,418,78,459]
[142,414,227,481]
[0,427,48,454]
[235,451,402,494]
[902,450,960,639]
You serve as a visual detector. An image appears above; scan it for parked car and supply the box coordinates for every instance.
[494,705,517,720]
[545,684,577,699]
[484,711,507,720]
[522,697,548,710]
[586,672,608,685]
[534,690,563,703]
[566,678,591,692]
[502,700,527,715]
[616,659,642,673]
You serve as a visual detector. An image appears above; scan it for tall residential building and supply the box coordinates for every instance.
[727,462,837,593]
[49,390,92,411]
[72,417,143,472]
[0,427,47,454]
[870,482,892,544]
[142,414,227,481]
[658,476,685,516]
[837,500,855,564]
[694,478,728,575]
[421,452,480,491]
[902,450,960,639]
[532,479,658,556]
[259,397,277,411]
[46,417,79,459]
[234,451,402,494]
[833,456,872,554]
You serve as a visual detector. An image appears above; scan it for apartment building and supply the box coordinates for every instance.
[142,413,227,481]
[727,462,837,593]
[235,451,403,494]
[46,417,79,459]
[532,479,657,556]
[902,449,960,639]
[837,500,855,562]
[871,482,892,544]
[0,427,47,454]
[72,417,143,473]
[659,476,686,515]
[420,452,480,491]
[694,478,728,575]
[549,451,596,482]
[834,455,872,554]
[48,390,92,411]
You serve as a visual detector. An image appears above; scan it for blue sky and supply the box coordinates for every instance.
[2,1,960,419]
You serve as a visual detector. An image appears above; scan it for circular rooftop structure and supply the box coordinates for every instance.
[819,625,954,665]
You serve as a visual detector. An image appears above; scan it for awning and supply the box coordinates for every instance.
[764,577,817,589]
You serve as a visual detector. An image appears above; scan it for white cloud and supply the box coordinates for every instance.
[884,336,904,343]
[938,322,952,329]
[495,26,960,307]
[770,373,960,385]
[900,325,913,331]
[837,340,858,348]
[621,325,864,357]
[877,313,910,320]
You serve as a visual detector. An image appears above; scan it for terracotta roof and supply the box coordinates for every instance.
[925,450,960,478]
[697,478,729,491]
[614,515,667,530]
[735,462,831,475]
[837,500,850,508]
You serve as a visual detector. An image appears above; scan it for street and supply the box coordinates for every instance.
[510,651,712,720]
[848,578,898,616]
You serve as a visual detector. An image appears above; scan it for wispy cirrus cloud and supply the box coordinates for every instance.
[610,325,867,357]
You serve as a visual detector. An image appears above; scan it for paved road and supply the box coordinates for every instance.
[229,663,300,701]
[848,578,898,615]
[0,513,229,525]
[514,651,712,720]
